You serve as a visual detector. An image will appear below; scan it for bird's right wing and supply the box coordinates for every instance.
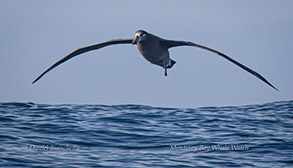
[161,40,278,91]
[32,39,133,84]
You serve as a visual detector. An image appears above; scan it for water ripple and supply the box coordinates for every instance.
[0,101,292,167]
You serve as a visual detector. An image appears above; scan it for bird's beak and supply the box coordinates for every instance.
[132,36,139,45]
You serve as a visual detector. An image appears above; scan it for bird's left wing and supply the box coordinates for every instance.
[32,39,133,84]
[161,40,278,91]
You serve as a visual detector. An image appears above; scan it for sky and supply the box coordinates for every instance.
[0,0,292,108]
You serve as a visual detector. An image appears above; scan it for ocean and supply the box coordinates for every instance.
[0,101,292,168]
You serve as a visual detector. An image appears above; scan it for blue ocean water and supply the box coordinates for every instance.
[0,101,292,168]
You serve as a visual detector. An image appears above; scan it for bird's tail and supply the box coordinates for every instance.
[167,59,176,69]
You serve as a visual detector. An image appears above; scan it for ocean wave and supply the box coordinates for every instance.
[0,101,292,167]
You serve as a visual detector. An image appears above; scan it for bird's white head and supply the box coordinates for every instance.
[132,30,147,45]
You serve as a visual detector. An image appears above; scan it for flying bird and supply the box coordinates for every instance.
[32,30,278,91]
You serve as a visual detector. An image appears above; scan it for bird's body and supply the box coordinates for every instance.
[32,30,278,91]
[137,35,169,67]
[134,31,175,75]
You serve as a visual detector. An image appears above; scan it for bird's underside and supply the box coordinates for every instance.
[32,30,278,91]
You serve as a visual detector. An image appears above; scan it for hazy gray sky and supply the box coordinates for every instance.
[1,0,292,108]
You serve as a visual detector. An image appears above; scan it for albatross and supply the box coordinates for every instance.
[32,30,278,91]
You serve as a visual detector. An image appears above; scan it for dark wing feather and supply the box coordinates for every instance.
[161,40,278,91]
[32,39,133,84]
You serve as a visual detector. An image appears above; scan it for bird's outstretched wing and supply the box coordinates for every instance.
[162,40,278,91]
[32,39,133,84]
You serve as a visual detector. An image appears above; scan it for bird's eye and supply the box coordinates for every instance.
[141,33,146,37]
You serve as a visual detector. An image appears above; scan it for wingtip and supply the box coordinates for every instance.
[268,83,279,92]
[273,86,279,92]
[32,77,40,84]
